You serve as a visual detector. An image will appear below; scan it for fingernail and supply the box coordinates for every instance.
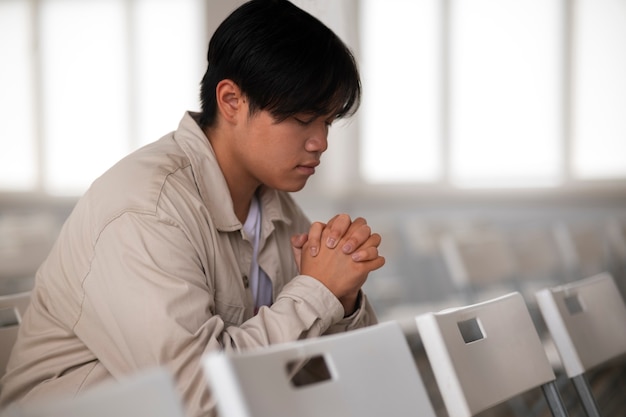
[342,243,352,253]
[310,246,318,256]
[351,253,361,261]
[326,237,336,248]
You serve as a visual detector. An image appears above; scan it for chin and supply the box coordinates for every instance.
[274,181,308,193]
[283,184,307,193]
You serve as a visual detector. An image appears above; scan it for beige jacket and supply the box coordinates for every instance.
[0,112,377,417]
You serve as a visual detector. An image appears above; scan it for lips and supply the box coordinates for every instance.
[299,160,320,169]
[297,160,320,175]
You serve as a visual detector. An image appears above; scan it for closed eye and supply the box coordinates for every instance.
[294,116,315,126]
[293,114,335,128]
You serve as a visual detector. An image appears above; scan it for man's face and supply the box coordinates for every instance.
[234,108,333,192]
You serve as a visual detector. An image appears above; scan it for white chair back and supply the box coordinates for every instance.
[416,292,567,417]
[536,272,626,377]
[536,272,626,417]
[203,321,437,417]
[0,368,186,417]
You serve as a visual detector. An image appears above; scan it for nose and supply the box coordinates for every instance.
[304,122,329,154]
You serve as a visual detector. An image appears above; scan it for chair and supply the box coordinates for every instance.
[554,222,611,283]
[202,321,437,417]
[506,223,568,294]
[0,291,31,377]
[0,367,186,417]
[439,229,519,303]
[535,272,626,417]
[415,292,569,417]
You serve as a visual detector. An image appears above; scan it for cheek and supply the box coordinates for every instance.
[261,131,303,164]
[244,138,290,175]
[245,121,306,171]
[263,143,297,170]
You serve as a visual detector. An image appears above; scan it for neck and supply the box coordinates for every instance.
[232,187,259,224]
[204,125,260,224]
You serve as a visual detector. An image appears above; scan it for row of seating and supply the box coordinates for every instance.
[204,272,626,417]
[374,217,626,309]
[1,272,625,417]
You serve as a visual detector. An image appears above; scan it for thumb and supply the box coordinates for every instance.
[291,233,308,273]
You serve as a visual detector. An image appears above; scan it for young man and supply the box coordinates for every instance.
[0,1,385,416]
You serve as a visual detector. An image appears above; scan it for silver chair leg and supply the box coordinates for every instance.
[572,374,601,417]
[541,380,570,417]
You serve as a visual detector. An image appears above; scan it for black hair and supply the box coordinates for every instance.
[199,0,361,128]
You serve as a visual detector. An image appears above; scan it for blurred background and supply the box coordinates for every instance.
[1,0,625,319]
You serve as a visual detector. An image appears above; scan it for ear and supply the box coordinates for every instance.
[215,79,246,125]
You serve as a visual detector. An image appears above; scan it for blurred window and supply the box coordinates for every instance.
[571,0,626,179]
[449,0,562,188]
[0,0,205,195]
[360,0,626,189]
[2,0,625,196]
[0,1,37,191]
[360,0,442,184]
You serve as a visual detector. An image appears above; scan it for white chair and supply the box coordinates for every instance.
[0,291,31,377]
[202,321,437,417]
[0,367,186,417]
[507,223,568,294]
[554,222,611,283]
[416,292,569,417]
[439,230,519,303]
[535,272,626,417]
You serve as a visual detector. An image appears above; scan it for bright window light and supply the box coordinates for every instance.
[449,0,563,188]
[572,0,626,179]
[2,0,626,196]
[35,0,205,195]
[359,0,442,183]
[0,1,36,190]
[41,0,130,195]
[134,0,205,148]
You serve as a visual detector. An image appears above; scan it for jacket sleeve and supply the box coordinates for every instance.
[324,290,379,334]
[74,211,367,417]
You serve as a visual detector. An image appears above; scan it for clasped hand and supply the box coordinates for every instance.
[290,214,385,315]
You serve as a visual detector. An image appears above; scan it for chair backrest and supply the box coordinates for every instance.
[535,272,626,378]
[507,224,567,286]
[416,292,559,417]
[202,321,437,417]
[439,231,520,307]
[0,291,31,377]
[0,368,186,417]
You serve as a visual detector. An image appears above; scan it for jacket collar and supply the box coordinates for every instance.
[172,111,292,233]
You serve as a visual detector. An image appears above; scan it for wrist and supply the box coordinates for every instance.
[339,292,360,317]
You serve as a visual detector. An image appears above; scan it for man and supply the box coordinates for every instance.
[0,1,384,416]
